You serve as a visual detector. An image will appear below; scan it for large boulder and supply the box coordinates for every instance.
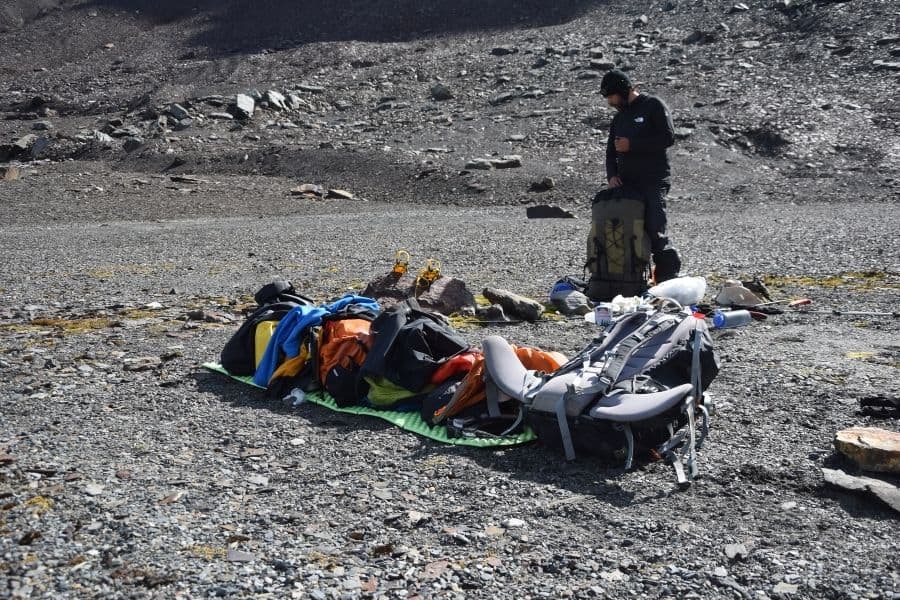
[363,272,475,315]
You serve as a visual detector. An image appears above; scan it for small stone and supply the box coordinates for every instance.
[501,518,526,529]
[724,543,748,561]
[491,46,518,56]
[122,137,144,152]
[167,103,190,120]
[528,177,556,192]
[730,3,750,12]
[233,94,255,119]
[482,287,544,322]
[158,491,185,505]
[226,549,255,562]
[633,14,649,27]
[713,566,728,577]
[780,501,797,510]
[407,510,431,526]
[489,91,518,106]
[264,90,288,111]
[1,166,22,181]
[490,155,522,169]
[526,205,575,219]
[84,483,105,496]
[590,59,616,71]
[773,582,798,595]
[248,475,269,486]
[430,83,453,101]
[32,120,53,131]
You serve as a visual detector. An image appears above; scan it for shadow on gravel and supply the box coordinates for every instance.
[87,0,606,55]
[194,369,661,505]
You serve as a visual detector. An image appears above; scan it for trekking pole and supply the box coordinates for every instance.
[752,298,811,309]
[797,309,900,318]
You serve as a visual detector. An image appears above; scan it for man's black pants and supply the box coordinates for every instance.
[629,178,680,281]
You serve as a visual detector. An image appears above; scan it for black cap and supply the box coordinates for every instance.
[600,70,632,97]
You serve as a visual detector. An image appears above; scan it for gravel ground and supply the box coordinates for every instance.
[1,0,899,598]
[1,190,898,599]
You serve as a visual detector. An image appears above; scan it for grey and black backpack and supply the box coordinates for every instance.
[481,305,719,486]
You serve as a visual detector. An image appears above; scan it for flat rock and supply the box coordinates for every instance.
[822,468,900,514]
[491,155,522,169]
[491,46,518,56]
[166,103,190,120]
[325,189,354,200]
[489,91,518,106]
[264,90,288,111]
[465,158,494,170]
[226,549,256,562]
[526,204,574,219]
[291,183,325,197]
[873,60,900,71]
[482,287,543,322]
[590,59,616,71]
[233,94,255,119]
[834,427,900,474]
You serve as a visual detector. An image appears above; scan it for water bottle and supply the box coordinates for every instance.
[711,309,753,329]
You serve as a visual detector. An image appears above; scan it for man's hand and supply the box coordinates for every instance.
[608,176,623,188]
[614,137,630,153]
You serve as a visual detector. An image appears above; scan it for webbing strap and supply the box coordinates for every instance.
[555,394,576,461]
[599,316,678,388]
[691,320,703,401]
[484,379,502,418]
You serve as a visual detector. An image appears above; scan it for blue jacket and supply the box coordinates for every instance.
[253,294,380,387]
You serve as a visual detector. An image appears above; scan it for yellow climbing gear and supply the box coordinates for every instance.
[392,249,410,275]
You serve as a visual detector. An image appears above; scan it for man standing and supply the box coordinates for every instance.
[601,69,681,282]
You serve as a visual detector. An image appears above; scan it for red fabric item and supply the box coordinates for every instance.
[428,350,481,385]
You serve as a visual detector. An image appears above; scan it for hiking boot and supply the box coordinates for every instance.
[653,247,681,283]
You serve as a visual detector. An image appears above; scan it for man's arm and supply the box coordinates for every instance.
[605,126,618,180]
[628,97,675,153]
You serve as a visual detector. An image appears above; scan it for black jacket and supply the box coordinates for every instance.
[605,94,675,183]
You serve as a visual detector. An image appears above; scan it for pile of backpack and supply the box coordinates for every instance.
[220,278,720,485]
[220,279,565,438]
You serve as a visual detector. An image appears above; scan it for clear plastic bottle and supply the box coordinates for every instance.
[711,309,753,329]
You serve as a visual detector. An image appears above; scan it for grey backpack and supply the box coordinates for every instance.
[482,306,719,486]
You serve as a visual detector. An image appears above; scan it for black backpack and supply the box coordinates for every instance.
[220,279,314,376]
[360,298,469,393]
[585,186,651,301]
